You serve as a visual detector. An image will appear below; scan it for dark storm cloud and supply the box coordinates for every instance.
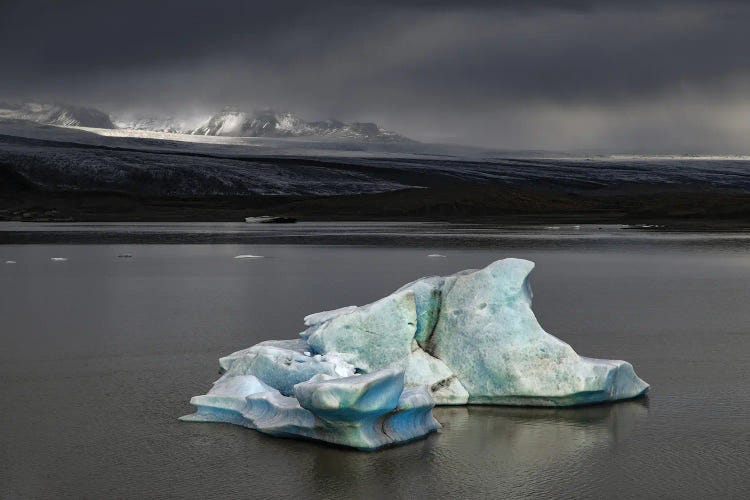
[1,0,750,150]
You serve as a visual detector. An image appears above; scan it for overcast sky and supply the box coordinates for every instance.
[2,0,750,152]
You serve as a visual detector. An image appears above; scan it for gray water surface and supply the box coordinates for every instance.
[1,230,749,498]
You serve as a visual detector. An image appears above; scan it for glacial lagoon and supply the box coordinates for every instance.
[1,223,749,498]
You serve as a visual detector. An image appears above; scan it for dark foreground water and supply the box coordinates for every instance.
[1,224,749,499]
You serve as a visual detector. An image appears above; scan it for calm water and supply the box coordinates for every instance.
[1,225,749,498]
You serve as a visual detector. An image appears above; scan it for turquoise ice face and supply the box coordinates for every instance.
[181,368,441,450]
[182,258,649,450]
[395,276,445,347]
[303,289,418,373]
[296,257,648,406]
[429,258,649,405]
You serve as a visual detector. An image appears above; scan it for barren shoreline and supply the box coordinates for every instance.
[2,178,750,230]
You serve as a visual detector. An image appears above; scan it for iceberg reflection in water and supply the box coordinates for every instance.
[303,400,650,497]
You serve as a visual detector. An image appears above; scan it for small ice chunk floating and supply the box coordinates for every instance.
[182,258,648,450]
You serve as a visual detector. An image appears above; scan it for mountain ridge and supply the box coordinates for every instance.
[0,102,114,129]
[189,107,412,142]
[0,101,413,142]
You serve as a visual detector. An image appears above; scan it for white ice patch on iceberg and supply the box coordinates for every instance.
[234,254,264,259]
[217,339,356,395]
[50,257,67,262]
[303,306,358,327]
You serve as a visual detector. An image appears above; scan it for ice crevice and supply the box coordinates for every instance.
[182,258,649,449]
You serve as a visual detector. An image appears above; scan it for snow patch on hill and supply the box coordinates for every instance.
[111,115,203,134]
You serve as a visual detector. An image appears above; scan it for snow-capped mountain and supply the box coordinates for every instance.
[0,100,412,142]
[0,102,114,128]
[112,115,197,134]
[191,108,251,136]
[191,107,411,142]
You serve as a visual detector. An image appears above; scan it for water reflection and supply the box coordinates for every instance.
[435,398,650,457]
[302,399,649,498]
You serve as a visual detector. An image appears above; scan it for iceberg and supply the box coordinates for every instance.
[426,259,648,405]
[180,368,441,450]
[182,258,648,449]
